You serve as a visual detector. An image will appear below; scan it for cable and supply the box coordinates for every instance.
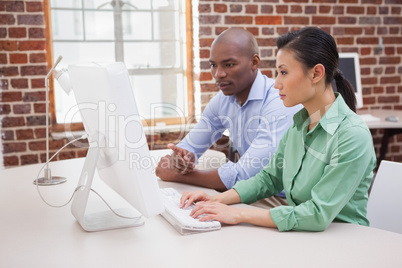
[35,134,88,208]
[35,133,140,221]
[90,188,140,220]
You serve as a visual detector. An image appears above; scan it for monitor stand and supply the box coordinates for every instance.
[71,146,144,232]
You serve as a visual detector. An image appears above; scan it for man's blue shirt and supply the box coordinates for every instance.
[177,70,301,189]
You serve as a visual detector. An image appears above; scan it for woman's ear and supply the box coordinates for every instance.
[311,64,325,84]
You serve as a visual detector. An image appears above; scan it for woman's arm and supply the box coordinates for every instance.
[181,189,278,228]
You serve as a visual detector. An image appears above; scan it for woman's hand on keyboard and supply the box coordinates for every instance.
[180,191,212,209]
[190,201,241,225]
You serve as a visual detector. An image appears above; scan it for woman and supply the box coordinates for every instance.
[180,27,376,232]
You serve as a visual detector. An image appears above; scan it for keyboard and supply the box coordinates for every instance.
[160,187,221,235]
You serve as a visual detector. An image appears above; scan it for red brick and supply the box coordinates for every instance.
[361,77,378,85]
[21,65,47,76]
[31,78,45,88]
[21,154,39,165]
[9,27,26,38]
[246,27,258,36]
[360,47,371,55]
[19,40,46,51]
[367,6,377,15]
[29,53,46,63]
[17,14,44,25]
[261,5,274,14]
[312,16,336,25]
[49,139,66,150]
[257,37,277,47]
[291,5,302,13]
[26,2,43,12]
[283,0,309,2]
[255,16,282,25]
[214,4,227,13]
[357,37,379,45]
[1,130,14,140]
[58,151,76,160]
[3,142,27,153]
[276,5,288,14]
[385,66,396,74]
[0,28,6,38]
[338,17,357,24]
[319,5,331,13]
[336,37,354,45]
[0,53,7,64]
[26,115,46,126]
[1,79,9,89]
[199,72,213,81]
[9,53,28,64]
[199,38,214,48]
[0,104,11,115]
[360,57,377,65]
[34,128,46,138]
[77,149,89,158]
[5,1,24,12]
[347,6,364,14]
[10,78,28,89]
[16,129,34,140]
[225,16,253,24]
[378,95,400,103]
[379,6,389,15]
[199,15,221,24]
[29,140,46,151]
[28,27,45,38]
[245,5,258,14]
[229,5,242,13]
[1,91,22,102]
[284,16,309,25]
[363,96,376,105]
[33,103,46,113]
[379,56,401,65]
[0,40,18,51]
[3,156,19,166]
[13,104,31,114]
[198,4,211,13]
[383,36,402,44]
[201,83,218,93]
[380,76,401,84]
[23,91,45,102]
[0,14,16,25]
[305,5,317,14]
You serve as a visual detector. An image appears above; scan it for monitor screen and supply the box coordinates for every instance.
[338,53,363,109]
[68,62,164,231]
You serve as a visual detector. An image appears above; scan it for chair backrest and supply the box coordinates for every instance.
[367,160,402,234]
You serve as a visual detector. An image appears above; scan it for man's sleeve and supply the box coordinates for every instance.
[218,97,300,189]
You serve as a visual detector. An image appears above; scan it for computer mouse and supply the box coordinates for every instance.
[385,115,399,122]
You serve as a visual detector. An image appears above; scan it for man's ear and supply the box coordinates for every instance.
[311,64,325,83]
[251,54,260,70]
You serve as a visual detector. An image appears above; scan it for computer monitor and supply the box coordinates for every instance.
[68,62,164,232]
[338,52,363,109]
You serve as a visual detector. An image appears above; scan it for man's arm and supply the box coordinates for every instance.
[155,154,227,191]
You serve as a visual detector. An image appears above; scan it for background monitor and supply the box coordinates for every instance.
[338,52,363,109]
[68,62,164,231]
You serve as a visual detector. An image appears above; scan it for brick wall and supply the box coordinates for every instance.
[197,0,402,164]
[1,0,402,168]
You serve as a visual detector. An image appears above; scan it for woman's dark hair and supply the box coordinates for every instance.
[276,27,356,112]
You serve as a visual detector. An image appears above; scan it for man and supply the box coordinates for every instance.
[156,28,300,198]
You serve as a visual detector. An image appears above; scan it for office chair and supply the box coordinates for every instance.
[367,160,402,234]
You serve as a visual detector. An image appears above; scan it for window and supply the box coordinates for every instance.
[45,0,194,130]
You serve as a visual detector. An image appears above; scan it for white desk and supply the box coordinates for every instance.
[359,109,402,163]
[1,156,402,268]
